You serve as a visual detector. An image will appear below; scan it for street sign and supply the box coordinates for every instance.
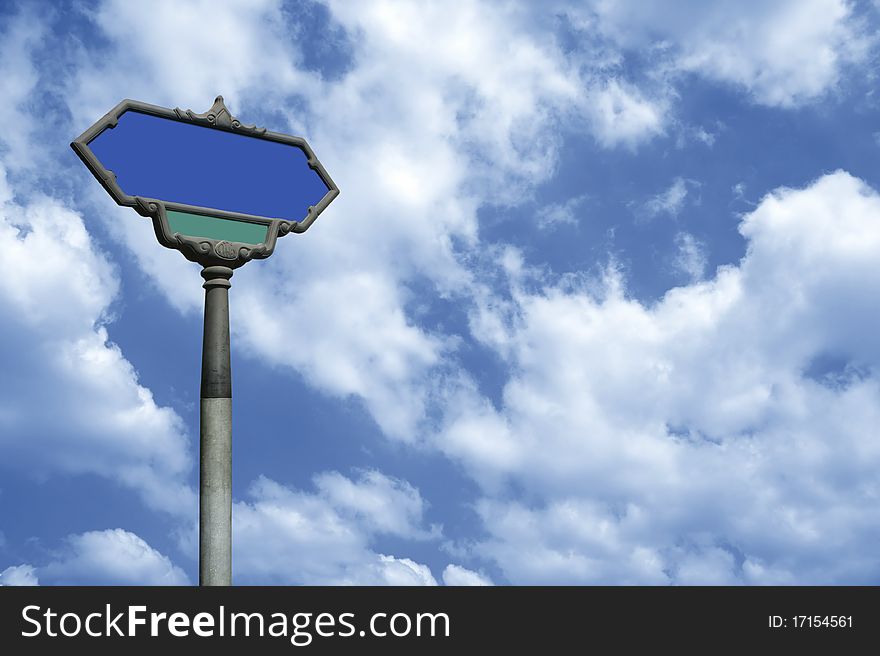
[71,95,338,268]
[71,97,339,586]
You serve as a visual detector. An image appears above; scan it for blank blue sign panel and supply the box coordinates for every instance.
[88,110,330,222]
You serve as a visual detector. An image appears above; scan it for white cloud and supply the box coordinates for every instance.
[441,564,493,586]
[374,555,438,586]
[39,529,189,585]
[233,471,440,584]
[586,79,666,149]
[673,547,741,585]
[474,500,669,585]
[584,0,872,106]
[0,9,46,175]
[234,271,445,441]
[673,231,708,281]
[640,177,691,219]
[0,564,39,586]
[0,164,194,516]
[329,0,582,168]
[692,126,716,147]
[67,0,315,128]
[445,171,880,583]
[538,195,588,230]
[314,469,439,539]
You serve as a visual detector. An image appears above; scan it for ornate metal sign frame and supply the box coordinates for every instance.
[71,96,339,268]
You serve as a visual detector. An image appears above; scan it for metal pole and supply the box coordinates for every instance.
[199,265,233,586]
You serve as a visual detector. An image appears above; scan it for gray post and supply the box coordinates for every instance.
[199,265,233,586]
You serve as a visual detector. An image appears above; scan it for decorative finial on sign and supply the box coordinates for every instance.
[174,95,266,134]
[206,95,233,128]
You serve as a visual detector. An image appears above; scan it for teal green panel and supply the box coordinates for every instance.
[167,210,269,244]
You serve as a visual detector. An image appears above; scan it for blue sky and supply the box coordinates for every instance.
[1,0,880,586]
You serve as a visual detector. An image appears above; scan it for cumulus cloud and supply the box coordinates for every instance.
[2,470,453,585]
[473,500,670,585]
[582,0,872,106]
[314,469,439,539]
[233,471,441,584]
[66,0,314,128]
[447,171,880,584]
[639,178,692,219]
[373,556,438,586]
[0,11,44,174]
[0,164,194,516]
[38,529,189,585]
[0,564,39,586]
[234,272,446,441]
[673,232,708,282]
[441,564,493,586]
[586,79,666,149]
[538,195,589,231]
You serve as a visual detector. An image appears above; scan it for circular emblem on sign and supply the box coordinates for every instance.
[214,240,237,260]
